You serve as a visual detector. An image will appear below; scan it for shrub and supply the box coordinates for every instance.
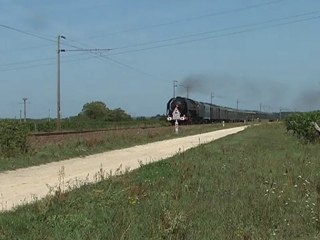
[0,121,30,157]
[285,111,320,143]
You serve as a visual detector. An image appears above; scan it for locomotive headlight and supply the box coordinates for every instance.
[167,117,172,121]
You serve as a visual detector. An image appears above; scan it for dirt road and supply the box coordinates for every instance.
[0,126,247,212]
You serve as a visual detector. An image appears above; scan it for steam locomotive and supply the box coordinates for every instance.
[167,96,279,124]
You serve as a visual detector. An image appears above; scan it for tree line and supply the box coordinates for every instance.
[79,101,132,121]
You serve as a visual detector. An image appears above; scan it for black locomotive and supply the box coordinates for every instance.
[167,96,278,124]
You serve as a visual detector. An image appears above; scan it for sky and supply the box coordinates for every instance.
[1,0,320,119]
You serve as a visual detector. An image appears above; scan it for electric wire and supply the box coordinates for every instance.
[60,38,162,80]
[2,11,319,72]
[105,10,320,56]
[0,43,55,54]
[0,24,55,43]
[108,10,320,52]
[1,8,319,72]
[0,0,287,72]
[89,0,285,39]
[0,55,96,72]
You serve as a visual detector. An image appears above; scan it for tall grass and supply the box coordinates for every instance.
[1,124,320,239]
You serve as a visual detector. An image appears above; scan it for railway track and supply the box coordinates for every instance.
[27,123,243,149]
[28,125,171,148]
[30,124,170,136]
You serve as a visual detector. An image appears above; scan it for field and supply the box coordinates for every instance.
[1,123,320,239]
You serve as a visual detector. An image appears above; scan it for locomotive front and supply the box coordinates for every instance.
[166,97,187,122]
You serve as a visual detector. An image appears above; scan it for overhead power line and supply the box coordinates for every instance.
[89,0,285,39]
[0,0,287,73]
[0,57,54,68]
[104,10,320,56]
[0,55,96,72]
[109,10,320,52]
[0,24,55,42]
[2,8,320,73]
[60,37,162,80]
[0,43,55,54]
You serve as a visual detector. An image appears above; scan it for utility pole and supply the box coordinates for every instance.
[211,92,214,104]
[22,98,27,122]
[173,80,178,98]
[237,99,239,110]
[57,35,66,131]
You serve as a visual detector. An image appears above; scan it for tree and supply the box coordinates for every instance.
[109,108,132,121]
[80,101,132,121]
[81,101,109,120]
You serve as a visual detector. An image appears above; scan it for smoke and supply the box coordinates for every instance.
[176,74,207,96]
[294,88,320,111]
[176,74,288,108]
[176,73,320,112]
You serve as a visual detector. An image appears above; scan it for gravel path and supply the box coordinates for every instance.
[0,126,247,212]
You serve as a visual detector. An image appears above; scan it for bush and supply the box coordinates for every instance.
[285,111,320,143]
[0,121,30,157]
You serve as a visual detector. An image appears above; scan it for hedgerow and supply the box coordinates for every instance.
[285,111,320,143]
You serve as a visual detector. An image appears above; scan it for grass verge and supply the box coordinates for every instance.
[0,122,243,172]
[2,123,320,239]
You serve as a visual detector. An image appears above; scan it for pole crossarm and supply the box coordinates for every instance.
[63,48,112,52]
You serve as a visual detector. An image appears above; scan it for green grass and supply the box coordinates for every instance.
[1,123,320,239]
[0,122,243,172]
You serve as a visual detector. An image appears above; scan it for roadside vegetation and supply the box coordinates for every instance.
[0,119,242,172]
[0,121,29,157]
[285,111,320,143]
[1,123,320,239]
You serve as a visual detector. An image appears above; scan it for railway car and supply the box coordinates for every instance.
[167,96,278,124]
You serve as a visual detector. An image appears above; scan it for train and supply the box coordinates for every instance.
[166,96,279,124]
